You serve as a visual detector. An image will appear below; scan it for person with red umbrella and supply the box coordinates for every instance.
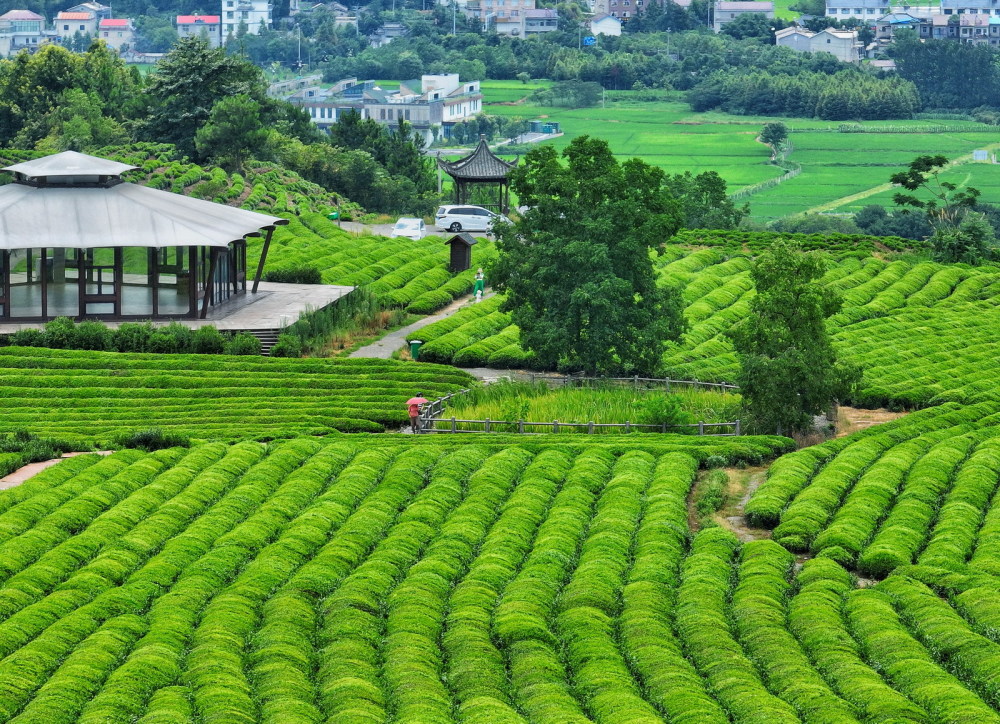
[406,393,429,433]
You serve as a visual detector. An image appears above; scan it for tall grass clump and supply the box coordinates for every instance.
[445,379,742,432]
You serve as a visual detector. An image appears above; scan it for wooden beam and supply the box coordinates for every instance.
[200,247,219,319]
[251,227,274,294]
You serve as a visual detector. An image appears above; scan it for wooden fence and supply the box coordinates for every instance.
[420,416,741,436]
[526,373,739,393]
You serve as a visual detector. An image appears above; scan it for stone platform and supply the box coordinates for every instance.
[0,282,355,333]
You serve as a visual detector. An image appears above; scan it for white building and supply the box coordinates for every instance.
[176,15,223,47]
[825,0,889,19]
[464,0,549,35]
[54,10,99,39]
[590,13,623,34]
[97,18,135,50]
[222,0,272,39]
[713,0,774,30]
[290,74,484,145]
[0,9,50,55]
[776,25,863,61]
[775,25,813,50]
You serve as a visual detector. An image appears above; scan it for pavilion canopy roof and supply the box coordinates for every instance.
[0,151,286,250]
[438,137,516,181]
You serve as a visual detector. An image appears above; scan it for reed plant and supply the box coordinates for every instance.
[446,380,742,433]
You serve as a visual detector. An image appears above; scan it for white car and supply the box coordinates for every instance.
[435,205,508,233]
[390,217,425,240]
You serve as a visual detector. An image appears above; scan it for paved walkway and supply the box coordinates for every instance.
[350,291,495,360]
[0,451,112,490]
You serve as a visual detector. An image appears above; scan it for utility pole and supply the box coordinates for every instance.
[452,0,457,34]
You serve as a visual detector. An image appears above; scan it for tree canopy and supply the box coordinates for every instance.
[489,136,687,376]
[728,242,861,435]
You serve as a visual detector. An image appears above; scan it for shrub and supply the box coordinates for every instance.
[112,427,190,451]
[42,317,76,348]
[264,266,323,284]
[148,331,180,354]
[8,328,45,347]
[112,322,155,352]
[160,322,194,352]
[224,332,262,356]
[191,326,225,354]
[270,333,303,358]
[74,321,110,350]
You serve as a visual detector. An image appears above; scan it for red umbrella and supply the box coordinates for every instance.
[406,397,429,407]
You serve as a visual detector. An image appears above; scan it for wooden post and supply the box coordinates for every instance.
[451,417,457,432]
[485,418,491,433]
[661,422,666,433]
[553,420,558,432]
[518,420,524,433]
[251,226,275,293]
[698,421,705,435]
[588,421,594,434]
[200,247,219,319]
[735,419,741,436]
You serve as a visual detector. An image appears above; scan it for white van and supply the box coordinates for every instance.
[435,205,508,233]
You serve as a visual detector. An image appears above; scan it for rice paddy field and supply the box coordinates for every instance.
[480,86,999,219]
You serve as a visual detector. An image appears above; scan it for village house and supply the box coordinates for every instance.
[523,7,560,33]
[713,1,774,31]
[176,15,222,47]
[287,74,483,145]
[825,0,889,19]
[775,25,864,61]
[97,18,134,50]
[221,0,272,39]
[590,12,623,34]
[463,0,558,34]
[0,9,50,55]
[54,9,99,40]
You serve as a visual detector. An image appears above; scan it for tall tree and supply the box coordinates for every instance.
[489,136,687,376]
[727,242,861,435]
[194,94,269,171]
[890,154,980,229]
[141,38,267,156]
[665,170,747,229]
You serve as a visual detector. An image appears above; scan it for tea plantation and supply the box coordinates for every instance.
[0,349,474,440]
[1,142,1000,720]
[4,432,1000,722]
[412,241,1000,409]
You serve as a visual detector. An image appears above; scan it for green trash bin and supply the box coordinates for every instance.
[409,340,423,360]
[327,210,340,220]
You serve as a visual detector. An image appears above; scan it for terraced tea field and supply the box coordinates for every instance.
[413,244,1000,410]
[247,212,495,314]
[0,349,474,441]
[3,433,1000,723]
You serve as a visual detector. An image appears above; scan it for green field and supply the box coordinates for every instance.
[0,349,474,440]
[479,87,1000,218]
